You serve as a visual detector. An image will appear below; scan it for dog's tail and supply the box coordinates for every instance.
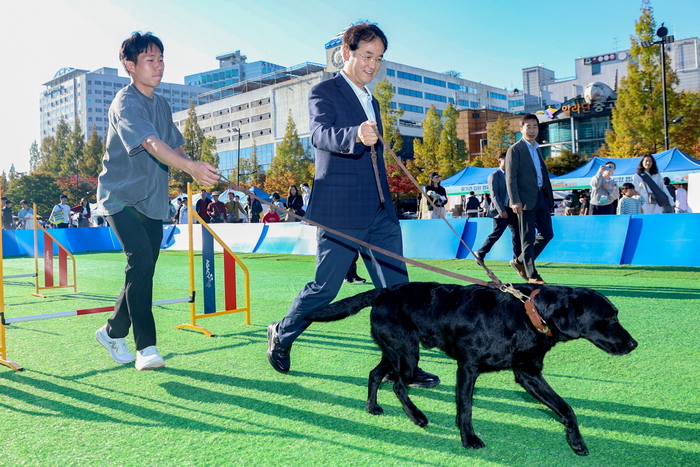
[305,289,380,322]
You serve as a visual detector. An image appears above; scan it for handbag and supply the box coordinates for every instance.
[639,173,671,212]
[49,208,65,225]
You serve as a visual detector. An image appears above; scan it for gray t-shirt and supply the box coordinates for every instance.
[97,84,185,220]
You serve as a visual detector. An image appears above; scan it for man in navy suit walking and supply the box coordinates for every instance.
[267,22,439,388]
[474,153,521,262]
[505,114,554,284]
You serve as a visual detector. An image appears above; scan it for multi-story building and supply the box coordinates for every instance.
[184,50,286,100]
[172,30,517,177]
[40,66,207,141]
[514,37,700,157]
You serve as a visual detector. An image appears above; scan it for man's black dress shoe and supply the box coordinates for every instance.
[383,367,441,388]
[267,322,290,373]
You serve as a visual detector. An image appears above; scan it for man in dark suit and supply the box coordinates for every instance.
[505,114,554,284]
[474,153,521,262]
[267,22,439,388]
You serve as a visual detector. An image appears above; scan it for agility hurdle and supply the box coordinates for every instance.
[31,204,77,298]
[0,186,251,370]
[175,182,251,337]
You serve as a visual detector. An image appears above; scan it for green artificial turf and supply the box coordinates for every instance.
[0,252,699,466]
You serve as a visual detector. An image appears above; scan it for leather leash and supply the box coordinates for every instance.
[370,128,549,334]
[218,138,550,335]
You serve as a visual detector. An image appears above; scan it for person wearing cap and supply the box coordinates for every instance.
[207,191,227,223]
[2,199,14,230]
[178,196,189,224]
[195,188,211,223]
[225,192,246,223]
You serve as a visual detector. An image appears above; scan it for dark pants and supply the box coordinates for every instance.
[517,191,554,279]
[476,207,521,259]
[278,208,408,347]
[345,252,361,281]
[105,207,163,351]
[591,204,614,215]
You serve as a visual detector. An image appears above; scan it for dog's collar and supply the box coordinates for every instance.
[524,289,553,336]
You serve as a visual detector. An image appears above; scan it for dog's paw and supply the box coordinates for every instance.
[462,434,486,450]
[567,429,589,456]
[409,411,429,428]
[366,402,384,416]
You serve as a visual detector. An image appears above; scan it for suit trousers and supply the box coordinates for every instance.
[476,207,521,259]
[278,208,408,347]
[517,190,554,279]
[105,207,163,351]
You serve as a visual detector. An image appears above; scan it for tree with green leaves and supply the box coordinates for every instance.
[50,117,71,174]
[436,103,467,177]
[37,135,55,173]
[373,77,403,156]
[172,102,206,190]
[60,118,85,178]
[603,0,683,157]
[474,115,514,168]
[80,125,105,178]
[0,171,8,197]
[265,111,313,195]
[412,105,443,185]
[544,149,587,176]
[5,172,61,216]
[29,140,41,173]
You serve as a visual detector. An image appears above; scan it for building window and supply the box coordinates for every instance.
[398,87,422,98]
[424,77,446,87]
[398,103,423,113]
[448,83,467,91]
[386,69,395,76]
[509,99,524,107]
[397,71,422,82]
[591,62,601,75]
[488,105,508,112]
[95,81,101,85]
[489,92,507,100]
[425,93,447,103]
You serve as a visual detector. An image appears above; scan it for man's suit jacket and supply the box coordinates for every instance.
[487,169,508,217]
[505,139,553,211]
[305,73,396,229]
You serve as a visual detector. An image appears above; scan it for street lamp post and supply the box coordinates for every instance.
[228,126,242,185]
[641,23,675,151]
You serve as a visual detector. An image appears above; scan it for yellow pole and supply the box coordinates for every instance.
[187,183,196,326]
[0,216,23,370]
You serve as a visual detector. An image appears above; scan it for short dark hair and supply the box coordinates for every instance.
[637,154,659,175]
[520,113,538,126]
[498,152,506,160]
[60,194,68,199]
[622,183,635,190]
[119,32,164,75]
[342,22,388,53]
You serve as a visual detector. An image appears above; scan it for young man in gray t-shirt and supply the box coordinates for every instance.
[95,32,219,371]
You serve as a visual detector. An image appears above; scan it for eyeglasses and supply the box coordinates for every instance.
[356,53,383,64]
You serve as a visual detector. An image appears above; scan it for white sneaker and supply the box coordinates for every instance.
[95,325,135,364]
[135,346,166,371]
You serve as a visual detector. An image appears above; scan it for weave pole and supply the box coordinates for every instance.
[175,182,251,337]
[31,204,77,298]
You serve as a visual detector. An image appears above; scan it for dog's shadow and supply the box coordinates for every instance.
[295,370,700,445]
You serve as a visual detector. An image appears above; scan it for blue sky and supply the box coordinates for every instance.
[2,0,698,175]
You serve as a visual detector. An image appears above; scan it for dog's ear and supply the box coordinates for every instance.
[535,286,581,340]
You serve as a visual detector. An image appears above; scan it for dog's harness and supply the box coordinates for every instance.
[218,128,551,337]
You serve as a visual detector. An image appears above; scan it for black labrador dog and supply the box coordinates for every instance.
[306,283,638,455]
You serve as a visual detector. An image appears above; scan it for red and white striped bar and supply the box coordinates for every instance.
[4,297,192,325]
